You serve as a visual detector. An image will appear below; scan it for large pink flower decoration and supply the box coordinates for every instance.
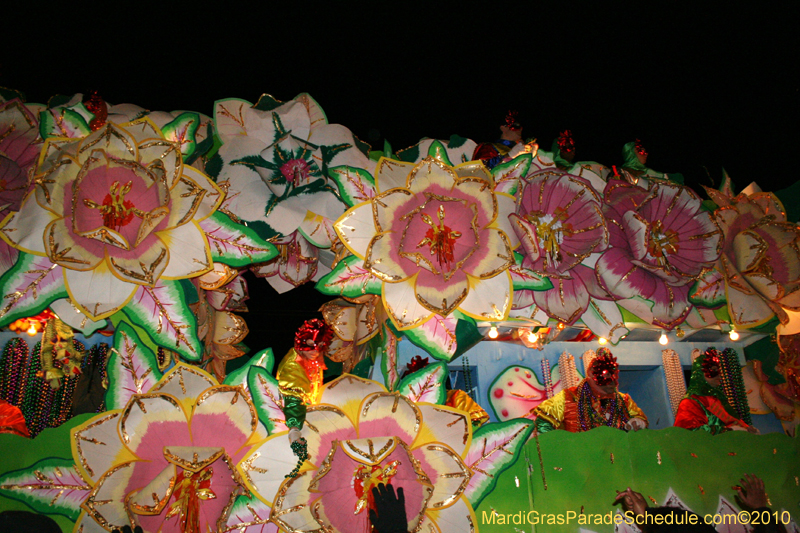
[0,99,40,273]
[705,186,800,328]
[509,169,609,324]
[334,157,515,329]
[0,119,222,319]
[240,375,477,533]
[596,179,722,329]
[71,364,264,533]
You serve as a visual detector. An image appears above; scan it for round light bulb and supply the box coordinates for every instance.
[27,324,37,336]
[729,329,739,341]
[528,332,539,343]
[659,332,668,345]
[488,326,498,339]
[598,337,608,345]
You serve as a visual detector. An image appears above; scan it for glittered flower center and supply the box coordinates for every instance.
[87,181,138,230]
[280,158,311,186]
[416,204,462,270]
[647,220,680,265]
[526,208,571,269]
[166,465,216,533]
[352,460,401,515]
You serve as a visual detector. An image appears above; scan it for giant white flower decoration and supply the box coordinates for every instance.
[0,119,222,319]
[334,156,515,329]
[71,364,264,533]
[240,375,478,533]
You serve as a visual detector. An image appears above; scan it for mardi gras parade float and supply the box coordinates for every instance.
[0,90,797,533]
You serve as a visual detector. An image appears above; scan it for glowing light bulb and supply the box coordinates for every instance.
[729,329,739,341]
[598,337,608,345]
[528,332,539,343]
[27,324,37,336]
[557,322,565,330]
[488,326,498,339]
[659,332,668,345]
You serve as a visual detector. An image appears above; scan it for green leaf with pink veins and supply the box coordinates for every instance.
[315,254,382,297]
[0,458,90,520]
[121,279,203,362]
[0,252,67,328]
[247,365,288,435]
[395,361,447,405]
[105,321,163,410]
[463,419,534,508]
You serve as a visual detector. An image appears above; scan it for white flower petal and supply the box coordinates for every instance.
[64,263,137,320]
[383,278,434,330]
[158,222,212,279]
[457,272,512,321]
[335,201,377,258]
[319,375,387,427]
[375,158,416,193]
[494,192,519,249]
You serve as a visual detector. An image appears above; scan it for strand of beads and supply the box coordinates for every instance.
[720,348,752,425]
[286,437,310,478]
[541,358,553,398]
[463,355,474,400]
[661,349,686,415]
[0,339,29,404]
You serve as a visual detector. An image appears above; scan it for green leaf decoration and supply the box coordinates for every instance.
[201,211,278,267]
[619,303,648,324]
[225,348,276,387]
[0,253,67,328]
[223,493,274,531]
[351,357,373,379]
[0,458,90,520]
[453,315,485,359]
[108,312,161,358]
[689,269,726,309]
[106,322,163,410]
[353,136,372,158]
[327,165,376,207]
[427,140,453,166]
[315,255,382,297]
[463,419,534,508]
[162,112,200,162]
[253,93,283,112]
[39,107,91,139]
[510,253,553,291]
[447,134,469,149]
[186,122,215,166]
[775,179,800,223]
[121,280,203,362]
[204,152,223,180]
[492,153,532,196]
[377,325,399,390]
[0,86,25,101]
[396,362,447,405]
[247,365,287,435]
[396,144,420,162]
[400,315,460,362]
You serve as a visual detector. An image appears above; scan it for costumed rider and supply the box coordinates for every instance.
[277,318,333,444]
[472,111,535,170]
[673,348,759,434]
[531,348,648,433]
[618,139,684,185]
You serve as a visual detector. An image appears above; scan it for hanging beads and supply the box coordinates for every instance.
[541,358,554,398]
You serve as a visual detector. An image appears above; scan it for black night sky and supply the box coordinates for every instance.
[3,3,797,360]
